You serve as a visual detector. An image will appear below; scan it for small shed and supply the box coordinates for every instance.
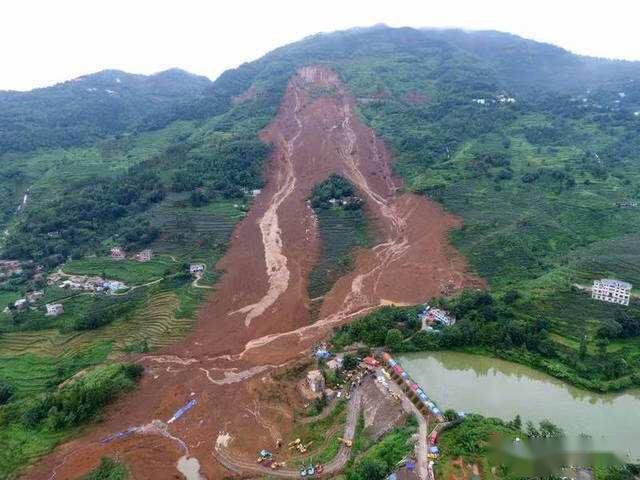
[46,303,64,316]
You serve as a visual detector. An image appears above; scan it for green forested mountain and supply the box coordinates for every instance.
[0,68,211,154]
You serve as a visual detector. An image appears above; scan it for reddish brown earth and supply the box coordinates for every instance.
[23,66,482,480]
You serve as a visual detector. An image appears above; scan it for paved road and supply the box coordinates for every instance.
[214,388,362,478]
[385,373,431,480]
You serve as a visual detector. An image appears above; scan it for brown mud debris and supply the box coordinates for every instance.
[23,66,482,480]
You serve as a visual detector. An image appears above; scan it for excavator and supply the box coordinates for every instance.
[288,438,313,453]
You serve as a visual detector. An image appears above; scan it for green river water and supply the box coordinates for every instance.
[398,351,640,462]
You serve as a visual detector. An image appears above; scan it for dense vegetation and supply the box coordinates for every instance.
[309,174,362,209]
[342,418,417,480]
[0,363,141,477]
[0,69,210,154]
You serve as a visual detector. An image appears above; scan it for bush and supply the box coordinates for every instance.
[20,363,143,430]
[385,328,403,351]
[83,457,129,480]
[0,378,14,405]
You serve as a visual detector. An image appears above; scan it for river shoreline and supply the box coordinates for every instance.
[399,350,640,463]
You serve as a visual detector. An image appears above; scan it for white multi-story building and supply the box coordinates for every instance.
[591,279,632,306]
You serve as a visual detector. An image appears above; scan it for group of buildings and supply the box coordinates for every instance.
[0,260,23,279]
[47,271,126,294]
[382,352,444,421]
[110,247,153,262]
[4,290,64,317]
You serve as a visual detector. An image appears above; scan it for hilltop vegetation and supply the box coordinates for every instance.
[0,69,211,154]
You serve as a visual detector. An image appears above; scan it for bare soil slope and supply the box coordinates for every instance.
[24,66,481,480]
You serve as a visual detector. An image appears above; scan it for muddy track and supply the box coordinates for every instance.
[23,66,481,480]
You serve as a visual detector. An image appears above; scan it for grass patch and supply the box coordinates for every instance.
[291,399,347,467]
[65,257,174,284]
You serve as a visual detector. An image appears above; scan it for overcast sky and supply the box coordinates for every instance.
[3,0,640,91]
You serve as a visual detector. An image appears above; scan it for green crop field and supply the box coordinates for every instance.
[65,257,174,284]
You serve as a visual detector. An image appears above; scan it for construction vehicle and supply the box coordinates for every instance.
[258,449,273,458]
[288,438,302,448]
[339,437,352,448]
[289,438,313,453]
[298,441,313,453]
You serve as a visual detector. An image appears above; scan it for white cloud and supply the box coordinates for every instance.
[2,0,639,91]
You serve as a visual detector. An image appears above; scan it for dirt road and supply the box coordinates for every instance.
[24,66,481,480]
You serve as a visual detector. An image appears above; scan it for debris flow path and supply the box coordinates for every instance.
[25,66,481,480]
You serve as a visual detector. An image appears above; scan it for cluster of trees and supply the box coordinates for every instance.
[82,457,129,480]
[4,167,164,262]
[344,419,417,480]
[0,69,210,154]
[0,378,13,405]
[597,309,640,340]
[169,134,268,203]
[13,363,142,431]
[335,292,555,357]
[309,174,362,209]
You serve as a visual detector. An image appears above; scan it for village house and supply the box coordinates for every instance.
[419,306,456,329]
[326,356,343,372]
[45,303,64,316]
[14,299,27,311]
[110,247,126,260]
[591,279,632,306]
[135,249,153,262]
[189,263,205,274]
[306,369,325,393]
[26,291,44,303]
[103,280,126,293]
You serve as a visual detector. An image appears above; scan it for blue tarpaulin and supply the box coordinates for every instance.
[315,349,331,359]
[168,398,197,424]
[100,427,136,444]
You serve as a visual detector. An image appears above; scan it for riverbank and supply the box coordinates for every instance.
[331,294,640,394]
[398,351,640,463]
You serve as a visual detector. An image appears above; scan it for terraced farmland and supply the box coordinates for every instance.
[307,207,373,321]
[0,290,188,360]
[147,195,243,253]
